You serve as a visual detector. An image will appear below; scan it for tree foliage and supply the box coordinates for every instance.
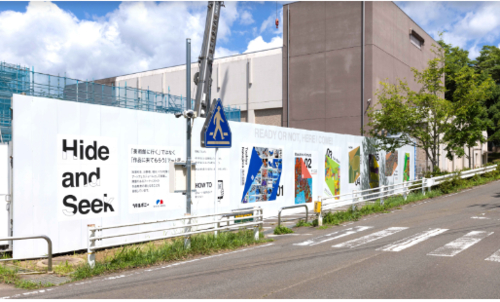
[443,65,494,166]
[437,36,472,101]
[474,45,500,83]
[366,44,451,170]
[473,45,500,146]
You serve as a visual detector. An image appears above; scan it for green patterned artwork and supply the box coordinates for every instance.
[403,153,410,181]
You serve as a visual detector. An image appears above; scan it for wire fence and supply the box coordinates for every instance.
[0,61,241,142]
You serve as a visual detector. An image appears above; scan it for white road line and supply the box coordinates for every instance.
[471,216,490,220]
[377,228,448,252]
[332,227,408,249]
[485,249,500,262]
[428,231,494,257]
[293,226,373,247]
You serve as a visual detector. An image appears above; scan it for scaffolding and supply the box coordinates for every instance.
[0,62,30,142]
[0,62,241,142]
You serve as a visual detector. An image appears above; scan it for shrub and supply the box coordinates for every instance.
[424,167,449,178]
[438,173,465,194]
[273,225,294,235]
[295,220,313,227]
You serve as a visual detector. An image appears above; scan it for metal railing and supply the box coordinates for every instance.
[0,235,52,272]
[278,204,309,227]
[316,164,498,226]
[87,207,263,267]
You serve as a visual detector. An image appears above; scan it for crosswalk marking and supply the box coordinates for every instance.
[377,228,448,252]
[293,226,373,247]
[428,231,494,257]
[332,227,408,249]
[485,249,500,262]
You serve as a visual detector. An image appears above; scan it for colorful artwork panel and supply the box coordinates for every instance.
[325,150,341,198]
[403,152,410,181]
[385,151,398,176]
[241,146,283,203]
[369,154,380,188]
[349,146,361,184]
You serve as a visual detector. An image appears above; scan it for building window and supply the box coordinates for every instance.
[409,29,425,49]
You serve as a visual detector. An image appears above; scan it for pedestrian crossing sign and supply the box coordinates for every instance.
[201,98,232,148]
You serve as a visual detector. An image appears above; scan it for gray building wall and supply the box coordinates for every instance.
[96,48,283,126]
[282,1,440,136]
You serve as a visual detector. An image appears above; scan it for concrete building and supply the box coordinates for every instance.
[96,1,488,174]
[282,1,437,135]
[281,1,489,175]
[96,48,282,126]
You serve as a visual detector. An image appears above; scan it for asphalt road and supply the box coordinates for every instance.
[11,180,500,299]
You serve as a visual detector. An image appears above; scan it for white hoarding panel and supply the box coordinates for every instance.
[12,95,415,258]
[0,144,9,244]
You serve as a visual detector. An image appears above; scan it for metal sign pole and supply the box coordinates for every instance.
[186,38,192,215]
[185,38,192,249]
[214,147,218,223]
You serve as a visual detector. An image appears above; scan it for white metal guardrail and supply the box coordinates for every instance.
[87,207,263,267]
[316,164,498,226]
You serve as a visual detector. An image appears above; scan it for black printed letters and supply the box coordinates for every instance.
[61,138,114,217]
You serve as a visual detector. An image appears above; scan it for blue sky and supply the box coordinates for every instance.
[0,1,499,80]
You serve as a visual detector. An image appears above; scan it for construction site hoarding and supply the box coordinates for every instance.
[11,95,414,258]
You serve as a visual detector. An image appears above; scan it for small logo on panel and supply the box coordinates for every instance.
[154,199,165,208]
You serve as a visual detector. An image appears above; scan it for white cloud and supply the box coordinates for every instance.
[240,10,254,25]
[0,1,241,80]
[440,31,468,49]
[468,44,481,61]
[260,15,274,34]
[396,1,500,58]
[244,36,282,53]
[452,3,500,41]
[215,47,239,58]
[252,27,258,37]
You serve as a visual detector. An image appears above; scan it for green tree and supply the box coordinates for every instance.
[437,37,472,101]
[484,85,500,143]
[474,45,500,83]
[443,65,494,167]
[366,44,452,171]
[473,45,500,147]
[438,37,498,155]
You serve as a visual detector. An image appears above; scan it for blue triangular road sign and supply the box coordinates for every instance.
[202,99,232,148]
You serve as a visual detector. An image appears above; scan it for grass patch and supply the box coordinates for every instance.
[294,220,313,228]
[54,260,77,275]
[273,225,294,235]
[317,225,330,230]
[0,265,54,289]
[72,229,271,281]
[315,168,500,227]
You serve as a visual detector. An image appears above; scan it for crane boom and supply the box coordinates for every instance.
[194,1,224,117]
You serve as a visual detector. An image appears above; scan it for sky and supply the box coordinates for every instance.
[0,1,499,80]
